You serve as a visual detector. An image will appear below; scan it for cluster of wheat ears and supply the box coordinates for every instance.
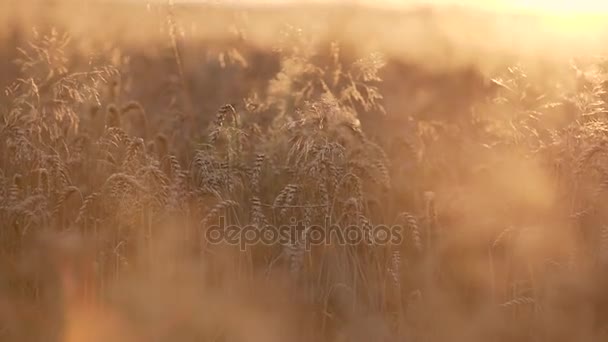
[3,4,608,342]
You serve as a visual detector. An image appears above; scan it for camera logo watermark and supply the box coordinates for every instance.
[204,216,403,251]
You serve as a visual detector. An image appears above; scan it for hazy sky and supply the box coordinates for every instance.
[172,0,608,13]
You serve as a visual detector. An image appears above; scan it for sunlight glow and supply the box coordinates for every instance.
[506,0,608,13]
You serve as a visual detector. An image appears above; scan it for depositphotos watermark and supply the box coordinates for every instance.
[204,216,403,251]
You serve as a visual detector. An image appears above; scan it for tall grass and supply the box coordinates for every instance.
[2,2,608,342]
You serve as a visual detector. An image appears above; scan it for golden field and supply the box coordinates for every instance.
[2,1,608,341]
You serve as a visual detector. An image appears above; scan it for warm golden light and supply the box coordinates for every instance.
[506,0,608,13]
[211,0,608,13]
[3,1,608,342]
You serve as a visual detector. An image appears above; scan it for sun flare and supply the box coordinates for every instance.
[506,0,608,13]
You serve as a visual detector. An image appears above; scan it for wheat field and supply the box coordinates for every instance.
[2,1,608,341]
